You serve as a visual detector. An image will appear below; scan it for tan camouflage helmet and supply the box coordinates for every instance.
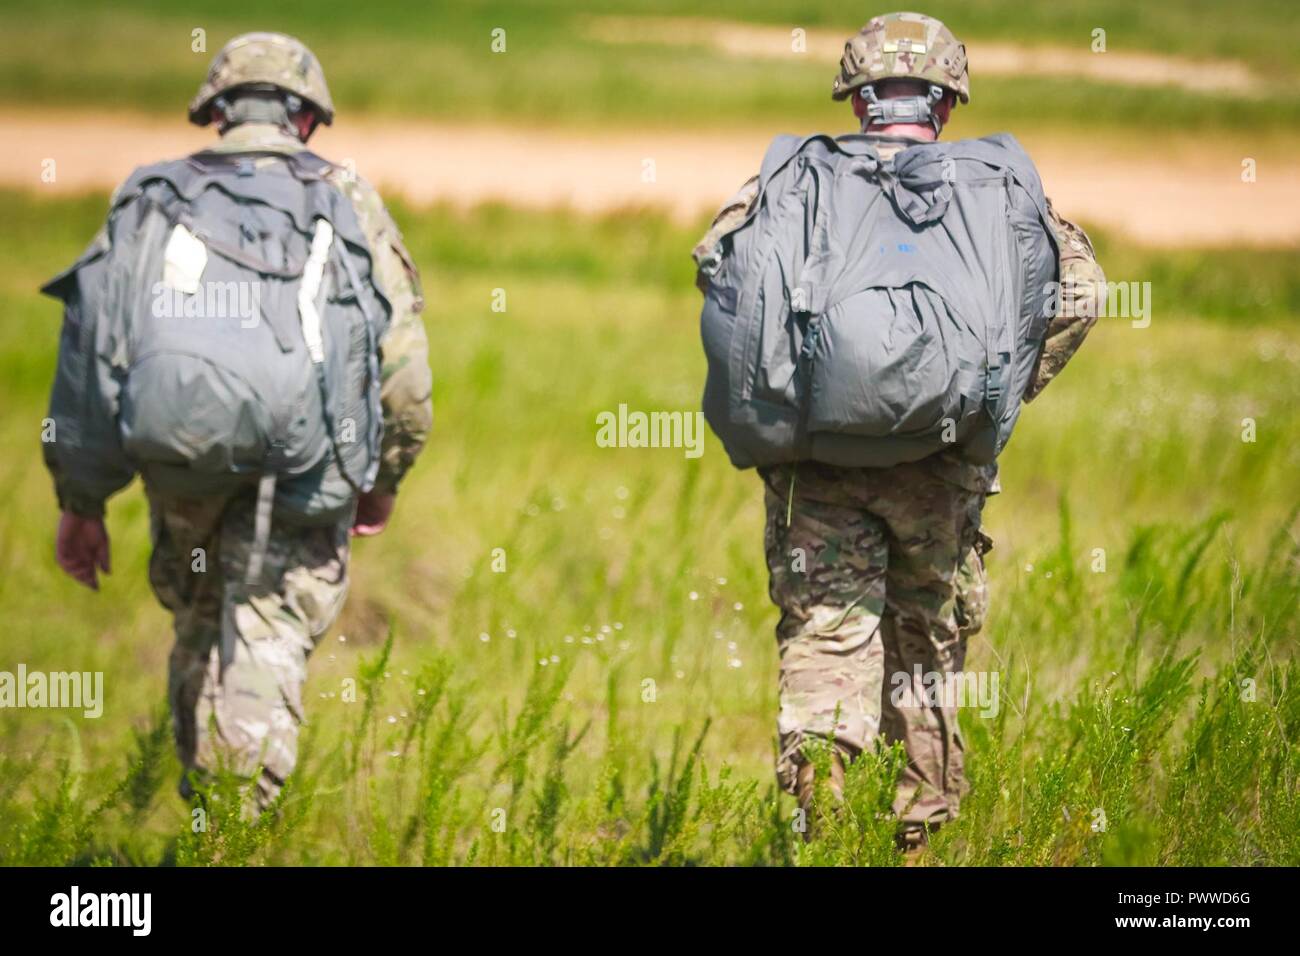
[831,12,970,104]
[188,32,335,126]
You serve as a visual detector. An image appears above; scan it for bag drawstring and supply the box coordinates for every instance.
[786,467,797,528]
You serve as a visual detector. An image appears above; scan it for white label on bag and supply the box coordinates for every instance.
[162,223,207,294]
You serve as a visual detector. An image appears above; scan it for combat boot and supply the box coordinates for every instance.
[896,821,940,864]
[796,750,846,841]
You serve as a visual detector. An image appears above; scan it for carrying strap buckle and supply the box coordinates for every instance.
[985,351,1011,415]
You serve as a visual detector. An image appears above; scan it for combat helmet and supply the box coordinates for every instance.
[831,12,969,105]
[188,32,334,127]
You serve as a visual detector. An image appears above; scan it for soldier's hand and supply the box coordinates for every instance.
[351,491,395,537]
[56,511,111,590]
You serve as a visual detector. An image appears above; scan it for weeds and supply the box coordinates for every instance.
[1,196,1295,867]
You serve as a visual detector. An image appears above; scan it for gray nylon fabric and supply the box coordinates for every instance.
[699,132,1060,470]
[41,150,392,524]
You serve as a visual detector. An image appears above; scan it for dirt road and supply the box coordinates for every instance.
[3,109,1296,247]
[585,16,1267,97]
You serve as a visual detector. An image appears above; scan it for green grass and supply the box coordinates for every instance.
[0,191,1297,865]
[2,0,1299,134]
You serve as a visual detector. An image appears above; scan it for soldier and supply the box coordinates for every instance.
[693,12,1105,850]
[46,33,432,812]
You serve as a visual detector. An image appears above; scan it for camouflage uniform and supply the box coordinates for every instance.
[148,486,350,810]
[760,458,989,823]
[48,34,432,810]
[144,123,431,809]
[695,133,1103,827]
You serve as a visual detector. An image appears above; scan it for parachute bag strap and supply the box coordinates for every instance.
[244,472,277,587]
[335,241,384,488]
[984,171,1016,422]
[299,218,366,495]
[1000,169,1017,370]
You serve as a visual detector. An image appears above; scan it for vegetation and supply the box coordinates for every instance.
[1,193,1296,865]
[1,0,1298,133]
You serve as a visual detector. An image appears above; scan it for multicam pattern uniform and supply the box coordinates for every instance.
[95,122,430,809]
[694,134,1103,826]
[760,459,989,823]
[149,490,350,809]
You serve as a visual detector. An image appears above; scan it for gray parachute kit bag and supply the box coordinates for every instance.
[698,132,1060,470]
[42,150,391,577]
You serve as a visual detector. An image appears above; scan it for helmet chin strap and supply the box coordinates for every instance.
[860,83,946,135]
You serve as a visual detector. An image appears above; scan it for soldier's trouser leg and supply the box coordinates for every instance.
[148,491,350,811]
[762,462,987,825]
[867,466,987,827]
[762,464,888,794]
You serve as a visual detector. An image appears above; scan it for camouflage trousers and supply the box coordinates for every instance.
[147,488,350,811]
[761,459,991,827]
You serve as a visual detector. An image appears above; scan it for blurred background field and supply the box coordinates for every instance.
[4,0,1300,133]
[0,0,1297,865]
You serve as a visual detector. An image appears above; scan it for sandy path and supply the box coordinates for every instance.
[585,17,1268,97]
[3,109,1297,247]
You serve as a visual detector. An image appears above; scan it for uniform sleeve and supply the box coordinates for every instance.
[43,213,136,518]
[692,176,759,292]
[331,170,433,494]
[1024,200,1105,402]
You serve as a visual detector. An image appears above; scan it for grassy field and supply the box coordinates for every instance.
[0,189,1296,865]
[2,0,1299,134]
